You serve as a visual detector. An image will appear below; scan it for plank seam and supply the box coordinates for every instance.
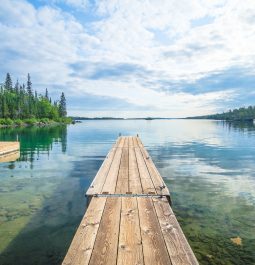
[113,143,125,193]
[116,197,123,265]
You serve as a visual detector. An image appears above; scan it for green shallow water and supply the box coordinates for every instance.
[0,120,255,265]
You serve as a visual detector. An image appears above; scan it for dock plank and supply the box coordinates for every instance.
[129,147,143,194]
[102,147,123,194]
[62,197,107,265]
[115,144,129,193]
[117,197,144,265]
[134,147,156,194]
[86,145,117,196]
[137,197,172,265]
[137,138,169,196]
[0,141,20,156]
[153,197,199,265]
[128,136,134,147]
[89,197,121,265]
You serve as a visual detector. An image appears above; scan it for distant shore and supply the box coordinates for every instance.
[71,117,175,120]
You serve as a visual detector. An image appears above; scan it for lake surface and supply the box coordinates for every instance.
[0,120,255,265]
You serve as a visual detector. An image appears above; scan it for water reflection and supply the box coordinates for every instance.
[0,120,254,265]
[0,125,67,162]
[221,120,255,133]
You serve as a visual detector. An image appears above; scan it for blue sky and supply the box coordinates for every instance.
[1,0,255,117]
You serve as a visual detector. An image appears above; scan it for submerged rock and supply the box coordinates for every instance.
[230,236,242,245]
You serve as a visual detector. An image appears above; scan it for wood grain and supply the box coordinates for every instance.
[137,137,169,196]
[129,145,143,194]
[153,197,199,265]
[89,197,122,265]
[62,197,107,265]
[137,197,172,265]
[117,197,144,265]
[86,139,121,196]
[115,144,129,193]
[102,147,123,194]
[135,147,156,194]
[0,141,20,156]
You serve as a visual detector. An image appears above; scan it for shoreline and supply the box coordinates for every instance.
[0,119,73,128]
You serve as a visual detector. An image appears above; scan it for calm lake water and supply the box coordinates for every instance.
[0,120,255,265]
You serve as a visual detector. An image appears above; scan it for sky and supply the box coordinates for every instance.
[1,0,255,118]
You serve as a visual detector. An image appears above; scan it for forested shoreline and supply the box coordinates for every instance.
[188,106,255,121]
[0,73,71,127]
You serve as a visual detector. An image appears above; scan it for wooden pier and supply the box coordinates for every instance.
[0,141,20,162]
[63,136,198,265]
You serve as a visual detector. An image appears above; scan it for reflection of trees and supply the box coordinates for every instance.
[220,120,255,133]
[0,125,67,162]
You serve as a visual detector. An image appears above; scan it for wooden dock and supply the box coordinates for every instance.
[63,136,198,265]
[0,141,20,162]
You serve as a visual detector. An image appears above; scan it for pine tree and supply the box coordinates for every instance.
[0,73,69,121]
[27,73,33,97]
[4,73,13,92]
[15,79,19,93]
[45,88,49,100]
[59,92,67,117]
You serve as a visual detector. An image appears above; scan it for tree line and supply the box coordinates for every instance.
[0,73,68,124]
[188,106,255,121]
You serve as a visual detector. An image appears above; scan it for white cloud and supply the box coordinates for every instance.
[1,0,255,117]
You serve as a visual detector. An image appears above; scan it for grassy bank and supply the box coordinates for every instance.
[0,117,73,128]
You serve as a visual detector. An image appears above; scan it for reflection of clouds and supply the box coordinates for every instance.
[154,152,255,205]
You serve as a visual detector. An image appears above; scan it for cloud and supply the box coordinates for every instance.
[1,0,255,117]
[70,62,151,80]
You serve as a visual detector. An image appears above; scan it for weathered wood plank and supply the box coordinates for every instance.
[137,197,172,265]
[89,197,121,265]
[133,136,139,147]
[137,137,170,196]
[128,136,134,147]
[0,151,20,162]
[117,197,144,265]
[115,144,129,193]
[134,147,156,194]
[118,136,125,148]
[0,141,20,156]
[62,197,107,265]
[128,145,143,194]
[102,147,123,194]
[123,137,129,148]
[86,144,118,196]
[153,197,199,265]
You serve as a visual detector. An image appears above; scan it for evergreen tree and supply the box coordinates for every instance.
[15,79,19,94]
[4,73,13,92]
[27,73,33,97]
[45,88,49,100]
[59,92,67,117]
[0,73,69,121]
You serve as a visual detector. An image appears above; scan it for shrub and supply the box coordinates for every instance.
[4,118,14,125]
[24,118,38,125]
[14,119,24,126]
